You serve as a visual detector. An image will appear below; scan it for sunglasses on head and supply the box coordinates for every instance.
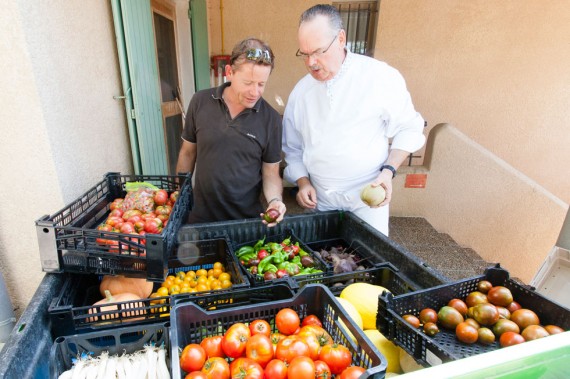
[244,48,272,64]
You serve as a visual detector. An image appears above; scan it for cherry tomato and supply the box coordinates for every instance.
[246,334,274,368]
[180,344,206,373]
[200,335,225,358]
[301,314,323,327]
[314,360,332,379]
[249,319,271,337]
[263,359,287,379]
[229,357,264,379]
[275,308,300,335]
[318,343,352,375]
[222,322,251,358]
[287,356,316,379]
[340,366,367,379]
[275,335,310,363]
[201,357,230,379]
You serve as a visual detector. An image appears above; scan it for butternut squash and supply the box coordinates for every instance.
[88,290,145,322]
[100,275,154,299]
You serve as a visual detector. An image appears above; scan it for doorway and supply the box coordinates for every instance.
[151,0,184,175]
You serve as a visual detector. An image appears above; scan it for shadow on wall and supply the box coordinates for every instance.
[390,123,568,283]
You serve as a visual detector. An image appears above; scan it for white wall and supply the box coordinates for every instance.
[0,1,131,318]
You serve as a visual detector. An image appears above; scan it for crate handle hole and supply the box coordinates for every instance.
[43,228,50,234]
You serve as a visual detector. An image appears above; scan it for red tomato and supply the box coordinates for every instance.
[97,224,113,232]
[122,209,143,221]
[106,216,123,228]
[120,222,135,234]
[201,357,230,379]
[126,215,142,224]
[185,372,208,379]
[229,357,264,379]
[157,214,169,223]
[287,356,316,379]
[301,314,323,327]
[499,331,526,347]
[200,335,225,358]
[340,366,366,379]
[180,344,206,373]
[275,308,300,335]
[296,330,321,360]
[110,199,123,211]
[144,218,163,234]
[263,359,287,379]
[245,334,274,368]
[170,190,179,203]
[222,323,250,358]
[250,319,271,337]
[314,360,332,379]
[155,205,172,216]
[109,208,124,218]
[154,189,169,206]
[318,344,352,375]
[274,335,310,363]
[297,325,333,347]
[133,220,145,233]
[140,212,157,221]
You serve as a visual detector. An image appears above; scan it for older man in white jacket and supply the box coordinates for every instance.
[283,4,426,236]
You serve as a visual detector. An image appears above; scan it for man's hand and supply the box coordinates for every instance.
[260,200,287,227]
[369,170,393,207]
[296,177,317,209]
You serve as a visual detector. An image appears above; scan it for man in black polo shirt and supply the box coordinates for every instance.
[176,38,286,225]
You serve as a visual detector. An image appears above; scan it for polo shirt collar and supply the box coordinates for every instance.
[212,82,262,112]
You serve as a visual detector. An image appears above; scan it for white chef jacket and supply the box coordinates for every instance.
[283,51,425,235]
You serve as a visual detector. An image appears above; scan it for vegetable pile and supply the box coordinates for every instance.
[235,237,323,281]
[402,280,566,348]
[57,343,169,379]
[313,243,368,274]
[96,181,179,252]
[179,309,367,378]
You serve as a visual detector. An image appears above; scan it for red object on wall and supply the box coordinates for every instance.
[405,174,427,188]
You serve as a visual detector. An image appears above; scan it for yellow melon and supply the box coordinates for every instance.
[340,283,390,329]
[335,296,363,343]
[364,329,402,374]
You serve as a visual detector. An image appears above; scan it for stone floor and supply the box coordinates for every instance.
[282,187,496,282]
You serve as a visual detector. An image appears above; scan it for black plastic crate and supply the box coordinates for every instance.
[36,172,193,281]
[232,231,329,286]
[377,265,570,367]
[294,262,420,297]
[170,284,387,379]
[307,238,384,271]
[49,322,170,379]
[178,211,448,290]
[48,238,250,336]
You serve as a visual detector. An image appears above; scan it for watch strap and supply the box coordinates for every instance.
[380,164,397,178]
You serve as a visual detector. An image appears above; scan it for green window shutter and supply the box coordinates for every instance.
[190,0,211,91]
[115,0,168,175]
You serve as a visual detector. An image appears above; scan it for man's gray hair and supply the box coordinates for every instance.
[299,4,343,32]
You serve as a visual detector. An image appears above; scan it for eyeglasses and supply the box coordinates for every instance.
[244,48,272,64]
[296,33,338,60]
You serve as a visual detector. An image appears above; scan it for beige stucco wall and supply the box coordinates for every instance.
[393,124,568,283]
[0,1,131,318]
[375,0,570,205]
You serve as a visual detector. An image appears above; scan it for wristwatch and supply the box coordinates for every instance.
[380,164,397,178]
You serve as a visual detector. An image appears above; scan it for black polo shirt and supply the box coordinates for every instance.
[182,82,283,223]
